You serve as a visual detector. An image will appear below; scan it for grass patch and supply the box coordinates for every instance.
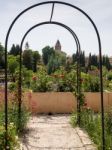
[70,108,112,150]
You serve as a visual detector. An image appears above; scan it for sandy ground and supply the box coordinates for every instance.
[21,115,97,150]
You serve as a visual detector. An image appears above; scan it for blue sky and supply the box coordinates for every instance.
[0,0,112,56]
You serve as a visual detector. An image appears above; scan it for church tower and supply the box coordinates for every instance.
[55,40,61,51]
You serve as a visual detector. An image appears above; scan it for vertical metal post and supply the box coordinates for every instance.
[99,42,105,150]
[18,47,22,131]
[77,43,81,126]
[5,39,8,149]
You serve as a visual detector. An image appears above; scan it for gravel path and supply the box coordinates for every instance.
[21,115,97,150]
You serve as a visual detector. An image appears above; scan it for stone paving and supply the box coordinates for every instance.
[21,115,97,150]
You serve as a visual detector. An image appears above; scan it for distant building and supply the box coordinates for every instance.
[85,56,89,67]
[54,40,66,56]
[109,57,112,65]
[55,40,61,51]
[66,56,73,64]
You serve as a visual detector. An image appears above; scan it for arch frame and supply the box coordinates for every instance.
[4,1,105,149]
[18,21,81,128]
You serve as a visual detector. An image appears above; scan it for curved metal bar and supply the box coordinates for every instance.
[20,21,80,55]
[5,1,104,149]
[18,21,81,129]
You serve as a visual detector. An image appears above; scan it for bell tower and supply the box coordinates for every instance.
[55,40,61,51]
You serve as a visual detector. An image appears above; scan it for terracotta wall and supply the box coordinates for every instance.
[23,92,112,113]
[0,91,112,113]
[84,92,112,112]
[24,92,76,114]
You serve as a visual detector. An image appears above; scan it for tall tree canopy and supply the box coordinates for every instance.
[8,55,19,81]
[23,49,33,70]
[32,51,40,72]
[0,43,5,69]
[9,44,20,56]
[42,46,55,65]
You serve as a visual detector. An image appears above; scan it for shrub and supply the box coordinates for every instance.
[0,92,30,149]
[0,123,19,150]
[71,108,112,150]
[31,68,53,92]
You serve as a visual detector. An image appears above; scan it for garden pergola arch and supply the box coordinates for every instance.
[18,21,81,128]
[5,1,105,149]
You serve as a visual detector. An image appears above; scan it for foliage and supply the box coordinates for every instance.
[0,123,19,150]
[54,68,77,92]
[9,44,20,56]
[22,49,40,71]
[81,73,100,92]
[72,50,85,67]
[8,55,19,81]
[42,46,55,65]
[72,51,111,71]
[31,67,77,92]
[23,49,33,70]
[76,92,85,107]
[32,51,40,72]
[0,89,30,149]
[71,108,112,150]
[102,55,111,70]
[47,55,60,74]
[8,82,17,91]
[47,50,66,74]
[0,90,30,131]
[22,68,33,89]
[107,71,112,81]
[0,43,5,69]
[31,67,53,92]
[8,103,30,133]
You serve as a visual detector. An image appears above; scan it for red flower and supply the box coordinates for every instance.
[59,74,65,78]
[84,102,87,106]
[32,76,37,81]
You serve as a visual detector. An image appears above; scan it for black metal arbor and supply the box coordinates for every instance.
[5,1,105,149]
[19,21,81,126]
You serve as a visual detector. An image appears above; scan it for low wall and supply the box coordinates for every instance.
[24,92,76,114]
[23,92,112,113]
[84,92,112,112]
[0,91,112,113]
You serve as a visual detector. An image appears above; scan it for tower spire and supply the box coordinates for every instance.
[55,40,61,51]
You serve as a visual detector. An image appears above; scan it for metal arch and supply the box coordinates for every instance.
[20,22,81,52]
[18,21,81,129]
[4,1,105,149]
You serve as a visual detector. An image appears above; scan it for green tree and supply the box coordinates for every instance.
[47,50,66,74]
[47,55,60,74]
[72,50,78,64]
[103,55,111,70]
[23,50,33,70]
[42,46,55,65]
[91,55,98,67]
[0,43,5,69]
[8,55,19,81]
[9,44,20,56]
[55,51,66,66]
[88,53,92,70]
[32,51,40,72]
[88,53,98,70]
[81,51,85,67]
[72,50,85,67]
